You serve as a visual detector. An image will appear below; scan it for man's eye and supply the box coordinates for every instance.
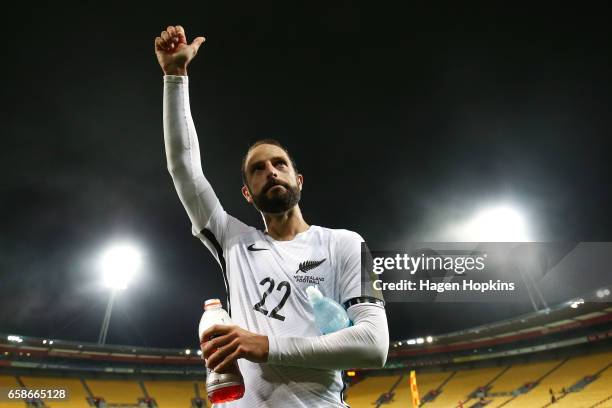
[275,162,287,168]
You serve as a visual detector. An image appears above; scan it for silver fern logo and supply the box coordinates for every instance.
[295,259,326,274]
[294,258,327,284]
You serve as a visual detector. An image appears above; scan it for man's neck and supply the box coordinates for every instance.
[262,206,310,241]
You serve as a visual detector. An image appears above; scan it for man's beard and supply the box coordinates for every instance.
[251,179,301,214]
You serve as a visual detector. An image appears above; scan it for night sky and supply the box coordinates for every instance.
[1,3,611,349]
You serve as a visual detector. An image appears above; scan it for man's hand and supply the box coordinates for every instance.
[155,25,205,76]
[200,324,269,373]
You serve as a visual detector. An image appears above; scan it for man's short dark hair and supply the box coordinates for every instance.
[241,139,299,185]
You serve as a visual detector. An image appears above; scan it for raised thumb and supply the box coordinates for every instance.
[191,36,206,52]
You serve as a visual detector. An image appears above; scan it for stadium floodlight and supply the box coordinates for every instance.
[407,339,416,345]
[451,205,529,242]
[416,337,425,344]
[426,336,433,343]
[99,243,143,290]
[197,350,203,356]
[97,241,144,345]
[596,288,610,298]
[48,340,54,345]
[570,298,584,309]
[185,349,191,355]
[7,335,23,343]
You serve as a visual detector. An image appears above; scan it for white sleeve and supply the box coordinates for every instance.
[163,75,220,234]
[163,75,251,250]
[335,230,384,307]
[266,303,389,369]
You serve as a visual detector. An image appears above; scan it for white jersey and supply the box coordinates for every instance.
[196,204,364,407]
[163,75,387,408]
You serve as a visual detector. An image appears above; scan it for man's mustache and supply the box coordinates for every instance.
[264,179,290,193]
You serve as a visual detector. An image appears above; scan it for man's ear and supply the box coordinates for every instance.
[297,174,304,191]
[241,185,253,203]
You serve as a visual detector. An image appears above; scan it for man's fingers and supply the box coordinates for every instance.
[176,25,187,43]
[202,332,234,359]
[200,324,233,344]
[156,26,199,57]
[168,25,185,44]
[214,347,243,373]
[207,338,240,369]
[156,34,171,52]
[154,37,164,52]
[160,31,170,45]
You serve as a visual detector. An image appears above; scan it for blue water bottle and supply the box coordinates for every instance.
[306,286,351,334]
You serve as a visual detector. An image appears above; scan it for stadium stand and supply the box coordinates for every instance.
[85,379,144,405]
[503,352,612,408]
[343,350,612,407]
[145,380,205,407]
[0,375,19,389]
[426,366,505,407]
[552,362,612,407]
[0,292,610,407]
[345,375,401,407]
[0,375,21,408]
[20,376,90,407]
[1,376,207,408]
[388,371,453,407]
[484,359,561,406]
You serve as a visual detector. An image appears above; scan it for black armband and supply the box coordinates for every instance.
[343,296,385,309]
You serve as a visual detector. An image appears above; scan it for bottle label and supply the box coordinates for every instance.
[206,369,244,392]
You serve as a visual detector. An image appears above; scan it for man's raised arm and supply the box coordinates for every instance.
[155,26,216,233]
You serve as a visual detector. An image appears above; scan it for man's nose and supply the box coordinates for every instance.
[264,161,278,178]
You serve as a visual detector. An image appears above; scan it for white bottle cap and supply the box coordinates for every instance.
[204,299,222,310]
[306,286,323,302]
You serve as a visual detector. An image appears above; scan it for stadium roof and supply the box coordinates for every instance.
[390,286,612,357]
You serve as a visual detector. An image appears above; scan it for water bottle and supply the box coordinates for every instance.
[306,286,351,334]
[198,299,245,404]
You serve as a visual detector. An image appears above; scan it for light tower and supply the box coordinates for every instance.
[97,242,142,345]
[454,205,529,242]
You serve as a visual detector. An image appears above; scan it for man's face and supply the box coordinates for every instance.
[241,144,303,214]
